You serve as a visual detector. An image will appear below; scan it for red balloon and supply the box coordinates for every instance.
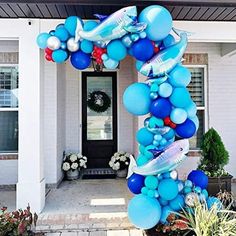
[154,46,160,53]
[169,122,177,129]
[45,54,52,61]
[164,117,171,125]
[45,47,53,55]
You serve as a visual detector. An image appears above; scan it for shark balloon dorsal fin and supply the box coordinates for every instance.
[94,14,108,22]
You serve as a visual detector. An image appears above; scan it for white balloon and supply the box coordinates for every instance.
[170,170,178,180]
[67,37,80,52]
[185,192,199,207]
[47,36,61,50]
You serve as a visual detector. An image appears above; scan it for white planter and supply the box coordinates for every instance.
[116,169,128,178]
[66,169,80,180]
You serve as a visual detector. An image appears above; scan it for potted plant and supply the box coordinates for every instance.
[198,128,232,196]
[109,151,131,178]
[62,152,87,180]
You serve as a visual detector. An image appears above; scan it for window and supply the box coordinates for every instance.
[0,66,18,153]
[187,66,207,149]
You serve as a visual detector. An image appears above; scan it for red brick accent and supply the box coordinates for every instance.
[0,154,18,160]
[188,150,202,157]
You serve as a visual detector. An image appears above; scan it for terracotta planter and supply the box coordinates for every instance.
[207,175,233,196]
[66,169,80,180]
[116,169,128,178]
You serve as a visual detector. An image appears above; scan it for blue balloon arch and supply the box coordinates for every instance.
[37,5,216,230]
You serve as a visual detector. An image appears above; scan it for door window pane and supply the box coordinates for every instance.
[87,76,113,140]
[0,66,18,108]
[0,111,18,152]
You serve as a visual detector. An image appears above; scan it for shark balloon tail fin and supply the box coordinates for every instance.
[127,155,137,179]
[75,18,84,42]
[172,27,194,37]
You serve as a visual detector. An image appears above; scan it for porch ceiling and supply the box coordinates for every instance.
[0,0,236,21]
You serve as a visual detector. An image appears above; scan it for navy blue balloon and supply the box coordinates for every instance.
[128,174,145,194]
[176,119,196,138]
[187,170,208,189]
[132,39,154,61]
[70,51,91,70]
[150,98,172,119]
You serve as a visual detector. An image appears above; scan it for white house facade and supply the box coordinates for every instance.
[1,1,236,214]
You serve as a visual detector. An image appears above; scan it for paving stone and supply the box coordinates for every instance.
[107,230,129,236]
[50,225,65,230]
[65,224,78,230]
[92,223,106,229]
[46,233,61,236]
[79,223,93,229]
[36,225,50,231]
[61,232,78,236]
[89,231,106,236]
[78,232,89,236]
[129,229,144,236]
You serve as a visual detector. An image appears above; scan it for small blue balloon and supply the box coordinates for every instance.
[131,33,140,42]
[158,178,178,201]
[158,82,173,98]
[169,194,185,211]
[145,176,159,190]
[144,145,155,159]
[194,186,202,194]
[123,83,151,116]
[159,197,168,206]
[55,27,69,42]
[49,30,55,36]
[136,127,154,146]
[107,40,127,61]
[163,128,175,140]
[160,206,172,224]
[139,5,173,41]
[170,108,188,124]
[137,154,149,166]
[170,87,192,108]
[136,60,144,71]
[132,38,154,61]
[188,170,208,189]
[128,194,162,229]
[163,34,175,48]
[65,16,83,36]
[139,31,147,39]
[128,174,145,194]
[122,35,133,47]
[70,50,91,70]
[36,33,50,49]
[101,54,108,61]
[56,23,64,29]
[183,187,192,194]
[83,20,98,31]
[150,98,172,119]
[184,180,193,188]
[176,119,196,138]
[139,145,145,154]
[52,49,68,63]
[169,65,191,87]
[207,197,222,210]
[80,40,94,53]
[104,58,119,70]
[60,42,67,50]
[177,180,184,192]
[201,189,209,199]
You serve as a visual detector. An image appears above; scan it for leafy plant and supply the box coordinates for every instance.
[179,202,236,236]
[198,128,229,177]
[0,205,37,236]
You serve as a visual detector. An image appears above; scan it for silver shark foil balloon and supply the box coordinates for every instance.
[127,139,189,177]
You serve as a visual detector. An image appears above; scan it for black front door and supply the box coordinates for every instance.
[82,72,117,168]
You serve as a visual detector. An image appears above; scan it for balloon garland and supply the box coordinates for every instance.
[87,91,111,113]
[37,5,221,230]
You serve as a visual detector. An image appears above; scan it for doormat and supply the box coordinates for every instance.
[81,168,116,179]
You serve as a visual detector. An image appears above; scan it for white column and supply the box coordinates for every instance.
[17,19,45,213]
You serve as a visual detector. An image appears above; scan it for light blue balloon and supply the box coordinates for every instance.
[122,35,133,47]
[101,53,108,61]
[163,128,175,140]
[139,5,173,41]
[190,115,199,130]
[184,180,193,188]
[169,65,191,87]
[107,40,127,61]
[201,189,209,199]
[169,195,185,211]
[65,16,83,36]
[128,194,162,229]
[84,20,98,31]
[159,197,168,206]
[170,87,192,108]
[81,40,94,53]
[137,154,149,166]
[52,49,68,63]
[36,33,50,49]
[159,138,167,146]
[55,27,69,42]
[170,108,188,124]
[177,180,184,192]
[186,101,197,118]
[123,83,151,116]
[56,23,64,29]
[145,176,159,190]
[136,60,144,71]
[141,186,149,195]
[60,42,67,50]
[207,197,222,210]
[163,34,175,48]
[183,187,192,195]
[160,206,172,224]
[139,145,145,154]
[148,189,155,198]
[104,58,119,70]
[144,145,155,159]
[139,31,147,39]
[158,179,178,201]
[158,82,173,98]
[136,127,154,146]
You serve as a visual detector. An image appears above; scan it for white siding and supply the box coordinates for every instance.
[0,160,17,184]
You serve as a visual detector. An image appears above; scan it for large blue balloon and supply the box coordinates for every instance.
[170,87,192,108]
[52,49,68,63]
[70,50,91,70]
[128,194,162,229]
[176,118,196,138]
[80,40,94,53]
[55,27,69,42]
[107,40,127,61]
[136,154,149,166]
[128,174,145,194]
[160,206,172,224]
[132,39,154,61]
[139,5,173,41]
[190,115,199,131]
[169,65,191,87]
[158,82,173,98]
[187,170,208,190]
[150,98,172,119]
[36,33,50,49]
[84,20,98,31]
[123,83,151,116]
[158,178,178,201]
[136,127,154,146]
[169,194,185,211]
[65,16,83,36]
[186,101,197,118]
[170,108,187,124]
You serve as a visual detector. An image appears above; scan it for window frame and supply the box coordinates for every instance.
[0,63,18,154]
[186,64,209,151]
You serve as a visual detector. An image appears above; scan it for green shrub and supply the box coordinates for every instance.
[198,128,229,177]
